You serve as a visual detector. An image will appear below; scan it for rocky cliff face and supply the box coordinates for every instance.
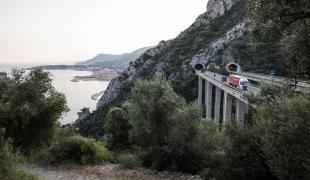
[207,0,239,18]
[96,40,171,109]
[78,0,254,136]
[191,18,252,68]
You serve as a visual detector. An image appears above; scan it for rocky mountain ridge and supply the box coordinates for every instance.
[96,0,244,109]
[79,47,153,69]
[78,0,282,136]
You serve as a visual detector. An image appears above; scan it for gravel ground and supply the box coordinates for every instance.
[23,164,202,180]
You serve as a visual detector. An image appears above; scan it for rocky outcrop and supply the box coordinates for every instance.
[76,108,91,124]
[96,41,171,109]
[0,72,7,79]
[207,0,239,18]
[190,0,239,29]
[191,18,252,68]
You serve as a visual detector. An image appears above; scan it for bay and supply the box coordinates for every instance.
[0,64,109,124]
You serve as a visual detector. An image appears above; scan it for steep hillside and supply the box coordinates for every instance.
[78,0,282,137]
[79,47,152,69]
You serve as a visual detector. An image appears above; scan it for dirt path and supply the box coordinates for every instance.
[23,164,201,180]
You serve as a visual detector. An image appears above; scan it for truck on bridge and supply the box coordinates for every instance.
[228,75,249,91]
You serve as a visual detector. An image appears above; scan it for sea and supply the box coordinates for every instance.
[0,63,109,125]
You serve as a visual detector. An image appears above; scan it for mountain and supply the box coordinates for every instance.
[78,0,282,137]
[78,47,153,69]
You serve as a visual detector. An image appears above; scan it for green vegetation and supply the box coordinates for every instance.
[254,93,310,180]
[0,70,112,178]
[1,0,309,179]
[0,69,68,154]
[126,73,186,149]
[105,74,227,173]
[224,124,273,180]
[105,107,131,150]
[49,135,110,165]
[103,73,310,179]
[0,131,37,180]
[116,153,140,169]
[78,0,292,137]
[250,0,310,79]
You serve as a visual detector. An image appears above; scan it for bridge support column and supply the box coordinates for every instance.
[198,76,203,105]
[205,81,213,120]
[236,99,246,123]
[223,92,232,125]
[214,87,221,123]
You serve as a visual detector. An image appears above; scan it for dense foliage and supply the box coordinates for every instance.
[105,74,227,173]
[105,107,131,149]
[0,70,68,154]
[254,93,310,180]
[224,124,274,180]
[0,131,37,180]
[126,73,186,148]
[250,0,310,79]
[49,136,110,165]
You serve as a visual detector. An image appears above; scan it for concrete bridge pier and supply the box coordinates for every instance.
[223,92,232,124]
[236,99,246,123]
[198,76,203,105]
[214,87,221,124]
[205,81,213,120]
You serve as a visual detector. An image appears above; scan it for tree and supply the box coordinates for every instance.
[250,0,310,79]
[224,124,275,180]
[125,73,186,149]
[168,103,227,174]
[105,107,131,150]
[0,70,68,154]
[254,93,310,180]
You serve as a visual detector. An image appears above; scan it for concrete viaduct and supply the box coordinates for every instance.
[196,70,310,127]
[196,71,250,127]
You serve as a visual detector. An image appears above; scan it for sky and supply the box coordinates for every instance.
[0,0,207,64]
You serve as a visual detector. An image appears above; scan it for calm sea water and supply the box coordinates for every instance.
[0,64,109,124]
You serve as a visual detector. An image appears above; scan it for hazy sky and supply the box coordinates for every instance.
[0,0,207,64]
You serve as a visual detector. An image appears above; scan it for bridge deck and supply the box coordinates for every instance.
[233,72,310,92]
[196,71,256,103]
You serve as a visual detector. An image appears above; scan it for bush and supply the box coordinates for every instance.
[29,127,78,162]
[198,168,223,180]
[167,104,228,173]
[224,124,274,180]
[105,107,131,150]
[0,134,37,180]
[126,73,186,149]
[254,93,310,180]
[50,136,110,165]
[117,153,140,169]
[0,69,68,154]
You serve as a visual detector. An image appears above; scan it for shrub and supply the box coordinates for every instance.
[254,93,310,180]
[167,104,228,173]
[105,107,131,150]
[0,134,37,180]
[224,124,274,180]
[0,69,68,154]
[198,168,223,180]
[126,73,186,149]
[117,153,140,169]
[50,136,110,165]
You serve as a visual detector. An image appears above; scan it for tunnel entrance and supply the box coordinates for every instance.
[194,63,204,71]
[226,63,241,72]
